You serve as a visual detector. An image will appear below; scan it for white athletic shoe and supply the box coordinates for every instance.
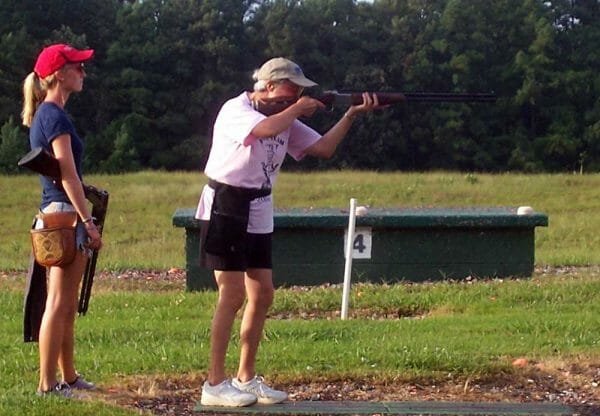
[200,379,257,407]
[66,374,96,390]
[232,376,288,404]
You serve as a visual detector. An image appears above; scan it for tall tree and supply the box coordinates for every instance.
[92,0,253,171]
[0,0,597,172]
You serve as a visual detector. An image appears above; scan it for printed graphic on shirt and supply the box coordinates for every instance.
[259,136,285,190]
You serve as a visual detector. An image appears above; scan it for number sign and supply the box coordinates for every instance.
[343,227,372,259]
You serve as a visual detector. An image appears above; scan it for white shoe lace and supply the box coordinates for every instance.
[249,376,285,397]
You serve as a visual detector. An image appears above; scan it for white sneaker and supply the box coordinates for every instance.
[232,376,288,404]
[200,379,257,407]
[66,374,96,390]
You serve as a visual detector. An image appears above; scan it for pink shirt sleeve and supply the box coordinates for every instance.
[286,120,322,161]
[215,95,266,147]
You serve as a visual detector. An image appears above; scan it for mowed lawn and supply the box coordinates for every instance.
[0,171,599,415]
[1,171,599,269]
[1,268,599,415]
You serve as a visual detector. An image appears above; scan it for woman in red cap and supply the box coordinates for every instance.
[22,44,102,397]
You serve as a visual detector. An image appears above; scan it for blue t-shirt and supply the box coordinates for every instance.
[29,102,84,209]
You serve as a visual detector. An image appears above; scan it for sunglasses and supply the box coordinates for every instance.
[275,80,304,97]
[64,62,86,73]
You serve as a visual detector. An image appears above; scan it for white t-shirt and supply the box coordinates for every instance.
[195,92,321,233]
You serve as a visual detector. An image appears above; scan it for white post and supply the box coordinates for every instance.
[341,198,357,320]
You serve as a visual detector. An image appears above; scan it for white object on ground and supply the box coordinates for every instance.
[517,206,534,215]
[355,205,368,216]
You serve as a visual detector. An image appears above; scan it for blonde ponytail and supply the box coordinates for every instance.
[21,72,56,127]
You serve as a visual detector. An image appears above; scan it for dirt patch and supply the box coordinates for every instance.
[3,265,598,294]
[92,363,599,415]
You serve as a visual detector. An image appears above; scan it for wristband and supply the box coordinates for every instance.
[82,217,94,224]
[344,111,357,120]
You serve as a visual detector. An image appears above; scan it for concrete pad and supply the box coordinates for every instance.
[195,400,575,415]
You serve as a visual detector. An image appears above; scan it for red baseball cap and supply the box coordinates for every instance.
[33,44,94,78]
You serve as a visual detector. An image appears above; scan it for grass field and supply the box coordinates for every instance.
[1,171,599,269]
[1,171,599,415]
[1,268,599,415]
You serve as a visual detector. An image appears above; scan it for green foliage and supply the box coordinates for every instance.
[100,122,141,173]
[0,28,35,127]
[0,0,599,172]
[0,116,28,173]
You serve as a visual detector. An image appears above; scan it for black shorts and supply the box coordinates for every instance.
[199,220,272,271]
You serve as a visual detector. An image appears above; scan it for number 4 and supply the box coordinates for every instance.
[344,227,372,259]
[353,233,366,253]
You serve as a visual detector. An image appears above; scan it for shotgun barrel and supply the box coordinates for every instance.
[79,185,109,315]
[316,91,497,107]
[254,90,497,116]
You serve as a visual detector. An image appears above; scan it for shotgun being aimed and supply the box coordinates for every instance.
[18,147,109,315]
[253,90,497,116]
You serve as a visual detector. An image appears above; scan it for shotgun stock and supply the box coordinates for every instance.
[18,146,61,181]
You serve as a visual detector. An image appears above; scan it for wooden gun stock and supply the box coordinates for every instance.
[18,147,61,181]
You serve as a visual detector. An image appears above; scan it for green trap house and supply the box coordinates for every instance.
[172,207,548,291]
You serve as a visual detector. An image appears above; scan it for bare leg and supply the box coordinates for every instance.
[237,268,273,382]
[38,252,87,392]
[58,254,86,383]
[207,270,246,385]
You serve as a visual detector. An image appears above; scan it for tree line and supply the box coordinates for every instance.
[0,0,598,174]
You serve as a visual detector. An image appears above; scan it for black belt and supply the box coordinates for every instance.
[207,179,271,200]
